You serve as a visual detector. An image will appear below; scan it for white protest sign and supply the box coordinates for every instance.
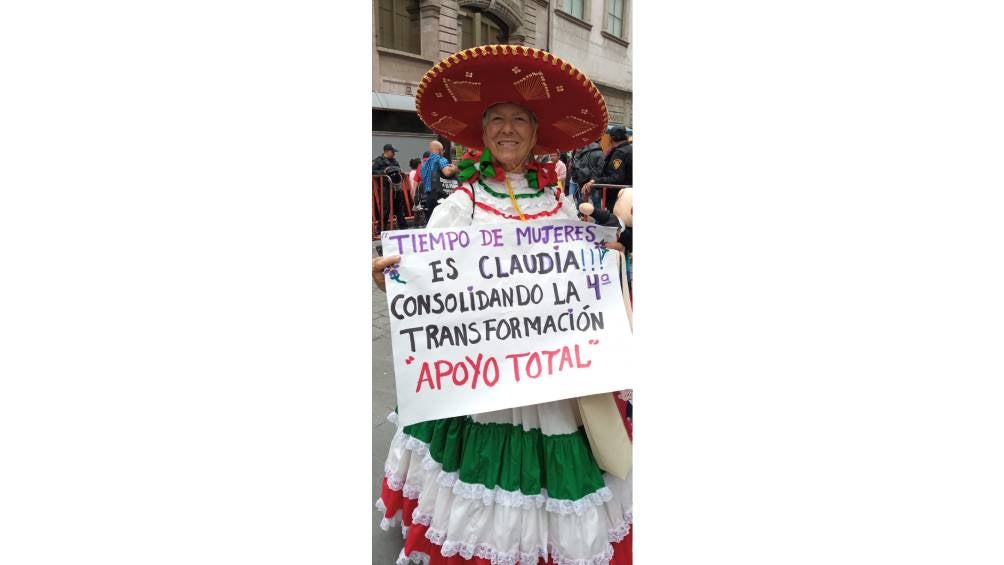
[380,219,633,426]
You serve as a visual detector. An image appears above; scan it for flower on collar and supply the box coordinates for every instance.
[524,160,558,190]
[457,148,505,184]
[457,148,559,190]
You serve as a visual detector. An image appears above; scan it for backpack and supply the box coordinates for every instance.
[571,146,598,185]
[428,159,458,199]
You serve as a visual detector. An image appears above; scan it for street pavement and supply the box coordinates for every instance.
[372,241,404,564]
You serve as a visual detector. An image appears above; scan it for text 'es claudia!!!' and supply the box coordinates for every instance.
[424,248,606,285]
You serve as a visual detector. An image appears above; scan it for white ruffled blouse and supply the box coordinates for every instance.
[427,173,580,229]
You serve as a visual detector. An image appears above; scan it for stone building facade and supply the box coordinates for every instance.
[372,0,631,161]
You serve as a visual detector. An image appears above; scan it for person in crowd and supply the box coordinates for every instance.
[420,150,431,176]
[372,143,401,181]
[569,136,606,208]
[581,126,633,209]
[418,139,458,219]
[371,45,632,565]
[548,152,567,194]
[407,157,422,201]
[372,143,410,230]
[414,151,433,188]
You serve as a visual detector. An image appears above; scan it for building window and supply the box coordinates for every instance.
[377,0,421,54]
[606,0,625,38]
[459,9,508,49]
[565,0,585,20]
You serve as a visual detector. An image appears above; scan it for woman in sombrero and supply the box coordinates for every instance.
[372,45,632,565]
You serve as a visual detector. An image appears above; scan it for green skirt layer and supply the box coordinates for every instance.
[403,415,606,501]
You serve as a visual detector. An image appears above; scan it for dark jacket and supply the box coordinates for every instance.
[594,141,632,187]
[372,154,403,184]
[569,143,605,186]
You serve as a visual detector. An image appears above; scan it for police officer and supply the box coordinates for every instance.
[372,143,410,230]
[581,126,632,208]
[372,143,402,178]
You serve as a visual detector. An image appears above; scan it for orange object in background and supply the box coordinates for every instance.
[599,132,612,155]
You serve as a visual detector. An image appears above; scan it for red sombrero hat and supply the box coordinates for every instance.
[415,45,608,154]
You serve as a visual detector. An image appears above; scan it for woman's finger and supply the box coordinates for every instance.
[373,255,402,270]
[372,255,402,291]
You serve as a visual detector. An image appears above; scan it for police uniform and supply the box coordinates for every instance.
[589,139,632,209]
[593,141,632,187]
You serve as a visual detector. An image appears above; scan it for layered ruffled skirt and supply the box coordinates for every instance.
[376,400,632,565]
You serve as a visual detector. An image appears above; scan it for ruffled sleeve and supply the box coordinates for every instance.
[556,189,581,221]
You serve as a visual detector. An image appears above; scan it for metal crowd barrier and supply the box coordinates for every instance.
[372,175,419,240]
[589,183,631,209]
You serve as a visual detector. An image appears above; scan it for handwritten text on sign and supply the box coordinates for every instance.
[381,219,633,426]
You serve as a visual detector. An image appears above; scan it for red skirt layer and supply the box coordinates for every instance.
[381,477,420,527]
[402,522,632,565]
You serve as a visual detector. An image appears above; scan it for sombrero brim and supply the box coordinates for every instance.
[415,45,608,154]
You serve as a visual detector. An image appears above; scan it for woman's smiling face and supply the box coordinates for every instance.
[481,103,538,172]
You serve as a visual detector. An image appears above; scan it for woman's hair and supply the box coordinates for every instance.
[481,103,539,130]
[409,158,421,169]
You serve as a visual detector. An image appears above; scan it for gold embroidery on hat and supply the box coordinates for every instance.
[552,115,597,138]
[513,71,550,101]
[442,78,482,102]
[429,115,468,136]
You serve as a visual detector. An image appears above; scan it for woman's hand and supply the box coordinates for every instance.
[372,255,401,292]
